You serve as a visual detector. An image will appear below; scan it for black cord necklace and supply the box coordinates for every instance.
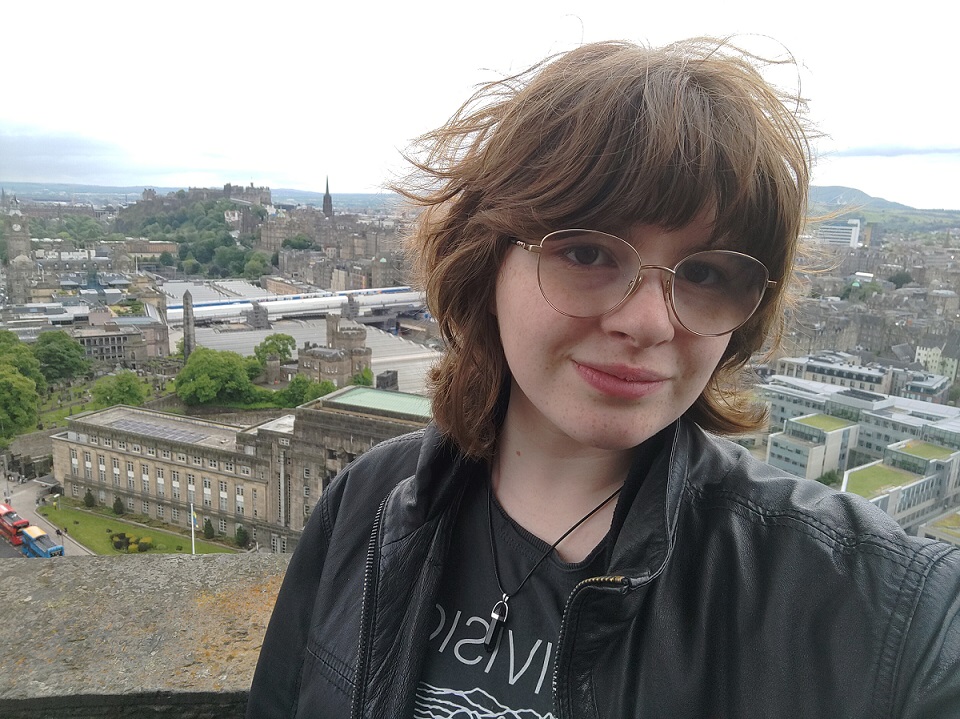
[483,479,622,652]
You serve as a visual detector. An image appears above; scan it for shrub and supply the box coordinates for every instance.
[128,543,139,553]
[113,540,125,550]
[176,545,183,551]
[113,497,125,515]
[83,489,95,508]
[139,538,153,551]
[138,541,149,552]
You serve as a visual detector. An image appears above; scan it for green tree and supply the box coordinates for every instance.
[203,517,215,539]
[0,334,46,394]
[886,271,914,289]
[281,235,314,250]
[816,470,841,487]
[32,331,90,383]
[159,251,176,266]
[175,347,257,405]
[235,524,249,548]
[113,496,125,515]
[243,252,272,280]
[254,333,297,366]
[351,367,374,386]
[83,488,96,508]
[92,371,148,408]
[0,366,40,438]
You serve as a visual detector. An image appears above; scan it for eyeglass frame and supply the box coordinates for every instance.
[508,229,777,337]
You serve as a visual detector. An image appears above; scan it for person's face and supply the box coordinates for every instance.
[494,217,731,452]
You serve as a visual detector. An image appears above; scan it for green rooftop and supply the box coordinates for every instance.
[794,414,855,432]
[846,464,918,499]
[931,512,960,540]
[322,386,432,422]
[898,440,954,460]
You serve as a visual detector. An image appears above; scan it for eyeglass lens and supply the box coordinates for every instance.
[535,230,769,336]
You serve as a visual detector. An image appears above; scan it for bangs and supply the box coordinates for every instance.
[457,40,807,271]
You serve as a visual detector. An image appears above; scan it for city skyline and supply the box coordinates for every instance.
[2,1,957,210]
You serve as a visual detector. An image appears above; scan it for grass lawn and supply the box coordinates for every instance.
[37,503,236,555]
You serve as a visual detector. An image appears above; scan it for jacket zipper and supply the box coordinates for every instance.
[552,574,632,719]
[350,495,388,719]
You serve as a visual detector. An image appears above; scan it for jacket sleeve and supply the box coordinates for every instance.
[898,544,960,719]
[245,471,347,719]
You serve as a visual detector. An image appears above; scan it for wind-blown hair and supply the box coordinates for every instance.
[399,38,812,460]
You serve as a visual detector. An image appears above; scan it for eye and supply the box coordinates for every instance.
[676,258,727,286]
[560,243,616,267]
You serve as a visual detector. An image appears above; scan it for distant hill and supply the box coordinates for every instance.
[809,186,913,211]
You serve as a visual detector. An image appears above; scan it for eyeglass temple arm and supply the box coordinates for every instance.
[509,239,542,254]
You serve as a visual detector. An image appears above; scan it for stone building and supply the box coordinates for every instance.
[52,386,431,551]
[297,314,372,387]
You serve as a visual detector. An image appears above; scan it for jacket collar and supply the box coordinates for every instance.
[606,419,690,582]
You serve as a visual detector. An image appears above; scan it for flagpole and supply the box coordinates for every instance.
[190,502,196,555]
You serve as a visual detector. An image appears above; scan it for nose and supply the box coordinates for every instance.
[599,267,677,344]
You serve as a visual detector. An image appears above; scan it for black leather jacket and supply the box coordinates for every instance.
[247,420,960,718]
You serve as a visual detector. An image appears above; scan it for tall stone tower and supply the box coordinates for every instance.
[182,290,196,362]
[322,177,333,219]
[6,219,31,262]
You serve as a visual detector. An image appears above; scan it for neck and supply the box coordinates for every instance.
[492,403,633,562]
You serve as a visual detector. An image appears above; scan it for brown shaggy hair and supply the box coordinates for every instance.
[398,38,812,460]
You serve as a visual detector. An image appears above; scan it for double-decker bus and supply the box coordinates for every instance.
[20,526,65,557]
[0,503,29,546]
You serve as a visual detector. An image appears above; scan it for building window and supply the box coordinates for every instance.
[142,478,150,493]
[225,461,234,472]
[172,507,180,522]
[99,470,106,483]
[70,448,78,460]
[84,451,91,463]
[90,435,99,445]
[71,484,79,497]
[236,503,244,515]
[327,449,337,460]
[279,438,290,447]
[84,468,92,480]
[146,447,156,456]
[142,501,150,514]
[126,461,134,474]
[156,467,164,480]
[161,449,170,459]
[177,453,186,463]
[172,470,180,482]
[103,438,112,447]
[97,454,105,467]
[141,464,149,477]
[208,459,218,469]
[132,444,141,453]
[118,440,127,450]
[127,498,135,510]
[219,496,227,511]
[203,478,211,489]
[157,505,165,519]
[193,456,202,466]
[303,485,310,497]
[240,466,251,476]
[112,458,120,469]
[303,467,311,479]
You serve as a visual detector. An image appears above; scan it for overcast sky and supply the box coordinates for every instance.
[2,1,957,210]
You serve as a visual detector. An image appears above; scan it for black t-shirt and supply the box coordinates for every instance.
[415,476,610,718]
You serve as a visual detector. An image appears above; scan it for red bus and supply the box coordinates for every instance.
[0,503,29,546]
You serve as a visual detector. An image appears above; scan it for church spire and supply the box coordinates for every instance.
[322,176,333,219]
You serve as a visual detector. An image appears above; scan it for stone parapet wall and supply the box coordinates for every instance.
[1,553,290,719]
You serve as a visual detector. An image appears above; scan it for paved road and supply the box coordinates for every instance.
[2,479,93,556]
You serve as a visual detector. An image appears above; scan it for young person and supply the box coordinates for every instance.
[247,39,960,718]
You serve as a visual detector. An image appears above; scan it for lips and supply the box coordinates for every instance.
[573,361,668,399]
